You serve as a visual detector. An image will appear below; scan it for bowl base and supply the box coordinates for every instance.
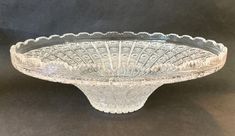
[75,83,162,114]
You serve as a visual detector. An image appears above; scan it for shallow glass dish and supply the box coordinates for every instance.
[10,32,227,114]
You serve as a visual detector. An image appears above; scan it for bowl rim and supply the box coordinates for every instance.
[10,31,227,85]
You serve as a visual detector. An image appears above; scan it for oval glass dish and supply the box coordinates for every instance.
[10,32,227,114]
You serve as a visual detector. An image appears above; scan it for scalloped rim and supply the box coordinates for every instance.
[10,31,227,85]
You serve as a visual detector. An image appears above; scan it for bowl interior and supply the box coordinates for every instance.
[20,38,217,81]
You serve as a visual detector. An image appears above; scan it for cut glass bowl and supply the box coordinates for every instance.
[10,32,227,114]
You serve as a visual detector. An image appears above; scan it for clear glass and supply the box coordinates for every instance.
[10,32,227,114]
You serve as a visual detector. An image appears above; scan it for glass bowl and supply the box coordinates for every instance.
[10,32,227,114]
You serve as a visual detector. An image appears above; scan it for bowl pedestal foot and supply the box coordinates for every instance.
[74,83,162,114]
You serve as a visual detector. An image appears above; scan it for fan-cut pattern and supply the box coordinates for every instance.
[24,40,215,80]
